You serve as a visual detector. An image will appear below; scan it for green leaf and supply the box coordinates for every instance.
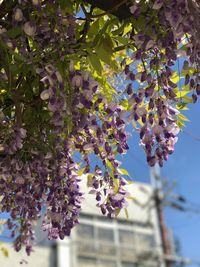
[123,24,132,36]
[58,0,73,13]
[182,67,196,76]
[176,90,190,97]
[134,15,146,32]
[88,53,102,74]
[176,104,189,110]
[171,72,182,84]
[93,18,117,47]
[87,174,93,187]
[77,168,85,176]
[127,196,135,200]
[112,23,126,35]
[115,208,121,218]
[182,96,193,104]
[87,19,100,38]
[177,120,185,128]
[181,84,190,91]
[118,168,130,177]
[126,179,134,185]
[0,247,9,257]
[178,113,190,122]
[7,27,22,38]
[96,33,114,62]
[124,208,129,220]
[115,36,130,46]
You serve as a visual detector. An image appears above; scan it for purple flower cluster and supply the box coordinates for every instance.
[66,66,130,217]
[1,0,200,255]
[127,0,200,166]
[0,1,84,252]
[0,139,83,251]
[99,178,129,218]
[0,58,131,253]
[88,168,129,218]
[4,127,27,155]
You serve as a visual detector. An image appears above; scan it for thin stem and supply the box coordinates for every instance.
[79,5,94,42]
[13,92,22,127]
[90,0,129,18]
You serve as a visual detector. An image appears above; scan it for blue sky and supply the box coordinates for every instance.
[76,7,200,265]
[122,100,200,266]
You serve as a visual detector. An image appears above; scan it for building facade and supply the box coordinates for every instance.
[0,179,165,267]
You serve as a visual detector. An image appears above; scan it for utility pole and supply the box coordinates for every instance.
[150,165,194,267]
[150,165,172,267]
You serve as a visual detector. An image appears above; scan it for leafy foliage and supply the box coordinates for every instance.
[0,0,200,254]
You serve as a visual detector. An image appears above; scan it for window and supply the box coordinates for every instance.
[98,260,117,267]
[119,230,134,246]
[80,214,94,221]
[75,215,158,267]
[78,257,96,267]
[76,224,96,256]
[134,233,155,252]
[98,243,116,257]
[118,219,134,227]
[77,242,96,256]
[122,262,137,267]
[97,227,115,256]
[120,247,137,262]
[77,224,94,240]
[98,227,114,243]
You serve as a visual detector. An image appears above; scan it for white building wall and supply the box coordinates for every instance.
[0,244,55,267]
[57,239,71,267]
[0,176,165,267]
[69,176,165,267]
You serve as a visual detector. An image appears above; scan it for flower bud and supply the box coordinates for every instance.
[13,8,23,22]
[32,0,40,5]
[0,144,5,152]
[23,21,36,36]
[40,90,50,100]
[71,75,82,88]
[0,27,6,35]
[19,128,27,139]
[152,0,164,10]
[55,71,63,83]
[69,61,74,72]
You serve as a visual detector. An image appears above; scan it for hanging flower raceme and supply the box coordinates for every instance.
[126,0,200,166]
[0,0,200,255]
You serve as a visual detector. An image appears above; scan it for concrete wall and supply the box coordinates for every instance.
[0,176,165,267]
[0,244,55,267]
[80,175,158,224]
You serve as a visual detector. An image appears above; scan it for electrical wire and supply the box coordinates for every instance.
[183,130,200,142]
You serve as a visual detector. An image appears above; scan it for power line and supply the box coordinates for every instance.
[183,130,200,142]
[150,165,200,267]
[172,216,200,230]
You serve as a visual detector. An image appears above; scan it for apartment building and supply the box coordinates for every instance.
[0,178,165,267]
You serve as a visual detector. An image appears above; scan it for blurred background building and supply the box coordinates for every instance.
[0,174,170,267]
[3,167,195,267]
[70,180,164,267]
